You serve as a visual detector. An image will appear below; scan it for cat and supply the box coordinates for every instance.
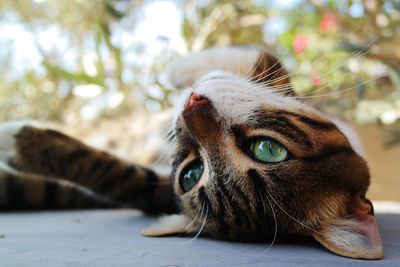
[0,46,383,259]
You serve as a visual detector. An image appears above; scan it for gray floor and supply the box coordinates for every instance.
[1,202,399,267]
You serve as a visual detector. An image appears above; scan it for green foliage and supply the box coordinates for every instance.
[0,0,399,143]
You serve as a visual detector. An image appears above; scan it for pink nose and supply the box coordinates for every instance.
[182,92,209,114]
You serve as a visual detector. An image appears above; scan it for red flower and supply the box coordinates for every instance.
[292,35,308,53]
[319,12,337,32]
[311,74,322,87]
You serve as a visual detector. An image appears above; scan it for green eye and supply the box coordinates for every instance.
[180,159,204,192]
[250,139,288,163]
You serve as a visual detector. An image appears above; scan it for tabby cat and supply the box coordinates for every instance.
[0,47,383,259]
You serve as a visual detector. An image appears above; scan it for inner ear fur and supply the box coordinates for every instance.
[312,197,383,260]
[250,50,295,96]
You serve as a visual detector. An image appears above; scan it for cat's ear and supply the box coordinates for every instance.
[250,51,294,96]
[312,198,383,259]
[141,214,194,237]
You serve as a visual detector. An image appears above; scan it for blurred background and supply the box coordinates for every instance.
[0,0,399,201]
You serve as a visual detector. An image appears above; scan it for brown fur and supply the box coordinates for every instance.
[172,100,371,240]
[2,126,177,213]
[0,47,382,259]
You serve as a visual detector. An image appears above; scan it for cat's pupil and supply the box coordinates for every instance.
[180,159,204,192]
[251,139,288,162]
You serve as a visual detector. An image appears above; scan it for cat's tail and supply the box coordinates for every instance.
[166,46,293,95]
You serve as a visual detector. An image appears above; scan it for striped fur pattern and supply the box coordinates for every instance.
[0,123,177,214]
[0,47,382,259]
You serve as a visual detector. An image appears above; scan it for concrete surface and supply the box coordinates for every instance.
[1,201,399,266]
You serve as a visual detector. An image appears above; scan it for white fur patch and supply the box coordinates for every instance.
[141,214,193,236]
[177,71,315,126]
[0,119,28,203]
[0,121,30,165]
[174,71,365,157]
[168,46,366,156]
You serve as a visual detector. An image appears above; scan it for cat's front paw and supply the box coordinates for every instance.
[0,121,31,167]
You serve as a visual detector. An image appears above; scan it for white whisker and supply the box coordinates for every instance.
[293,78,375,100]
[178,203,203,237]
[259,26,364,86]
[187,202,208,243]
[264,188,324,236]
[263,192,278,252]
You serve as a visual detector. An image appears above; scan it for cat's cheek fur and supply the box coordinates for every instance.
[141,214,195,237]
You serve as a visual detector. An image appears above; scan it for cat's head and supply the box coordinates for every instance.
[143,47,383,260]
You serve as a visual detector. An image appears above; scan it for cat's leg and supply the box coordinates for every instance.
[0,122,178,214]
[0,166,116,210]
